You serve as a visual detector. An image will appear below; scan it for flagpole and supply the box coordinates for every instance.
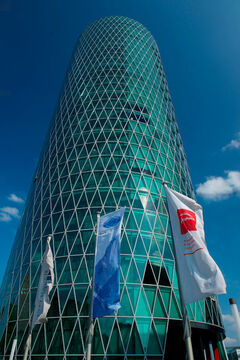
[23,333,31,360]
[175,263,194,360]
[163,183,194,360]
[9,338,17,360]
[23,235,53,360]
[86,211,101,360]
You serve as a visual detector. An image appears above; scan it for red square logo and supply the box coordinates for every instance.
[177,209,197,234]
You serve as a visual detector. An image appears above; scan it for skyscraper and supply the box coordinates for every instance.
[0,16,226,359]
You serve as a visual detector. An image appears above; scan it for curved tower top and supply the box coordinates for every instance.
[0,16,226,359]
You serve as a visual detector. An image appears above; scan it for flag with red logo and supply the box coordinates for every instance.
[165,186,226,304]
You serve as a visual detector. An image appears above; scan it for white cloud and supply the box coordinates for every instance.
[0,207,19,218]
[196,171,240,200]
[224,336,237,346]
[0,212,11,222]
[8,193,24,203]
[222,313,235,324]
[222,132,240,151]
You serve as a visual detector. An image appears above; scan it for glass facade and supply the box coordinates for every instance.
[0,16,226,359]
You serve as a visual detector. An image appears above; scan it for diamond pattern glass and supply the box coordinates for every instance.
[0,16,226,359]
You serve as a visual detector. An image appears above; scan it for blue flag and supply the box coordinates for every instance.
[93,208,125,318]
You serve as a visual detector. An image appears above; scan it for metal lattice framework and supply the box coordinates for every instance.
[0,16,225,359]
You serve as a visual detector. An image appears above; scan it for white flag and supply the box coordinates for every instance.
[31,236,54,329]
[165,186,226,304]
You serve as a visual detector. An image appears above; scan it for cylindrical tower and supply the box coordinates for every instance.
[0,16,226,359]
[229,298,240,344]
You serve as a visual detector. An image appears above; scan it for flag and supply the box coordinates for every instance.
[31,236,54,329]
[165,186,226,304]
[93,208,125,318]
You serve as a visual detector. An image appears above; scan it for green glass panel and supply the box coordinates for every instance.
[134,235,146,256]
[48,289,60,317]
[63,178,72,191]
[74,284,88,312]
[76,191,87,207]
[154,319,167,347]
[55,257,66,282]
[136,318,151,350]
[91,191,102,207]
[154,216,164,235]
[173,289,181,315]
[140,213,151,232]
[58,286,71,312]
[147,323,162,354]
[154,291,167,318]
[105,191,116,206]
[195,301,205,322]
[149,238,161,257]
[81,230,92,250]
[126,232,137,252]
[67,212,78,231]
[141,233,151,253]
[75,259,89,283]
[160,288,171,315]
[144,287,156,312]
[66,231,77,250]
[62,288,77,316]
[120,234,131,254]
[56,237,68,256]
[127,259,141,284]
[65,193,74,210]
[48,322,64,354]
[54,214,65,233]
[99,317,114,348]
[172,268,178,288]
[70,236,83,255]
[120,255,131,281]
[127,285,140,311]
[127,322,144,354]
[186,303,194,321]
[92,321,104,354]
[118,318,132,350]
[126,212,138,230]
[82,212,93,229]
[59,259,72,284]
[63,318,75,351]
[108,321,124,354]
[136,288,150,317]
[169,293,181,319]
[163,260,174,284]
[113,189,122,203]
[118,288,133,316]
[135,257,147,280]
[32,240,41,261]
[32,326,45,354]
[163,241,174,260]
[52,196,62,213]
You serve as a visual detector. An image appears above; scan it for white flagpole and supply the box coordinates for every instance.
[163,183,194,360]
[177,275,194,360]
[9,338,17,360]
[23,333,31,360]
[86,211,101,360]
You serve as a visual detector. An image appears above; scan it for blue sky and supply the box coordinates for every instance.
[1,0,240,346]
